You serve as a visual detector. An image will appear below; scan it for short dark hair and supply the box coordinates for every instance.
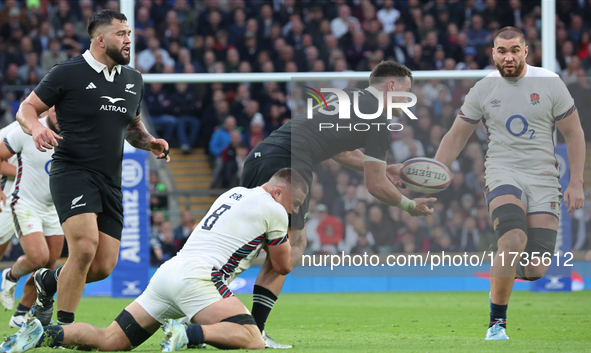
[272,168,309,195]
[87,9,127,38]
[369,61,412,85]
[493,26,526,47]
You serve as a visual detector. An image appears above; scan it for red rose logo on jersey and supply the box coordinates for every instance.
[530,93,540,106]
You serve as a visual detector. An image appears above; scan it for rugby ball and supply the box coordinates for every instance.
[400,158,452,194]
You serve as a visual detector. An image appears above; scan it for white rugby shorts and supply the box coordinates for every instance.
[484,164,561,218]
[135,257,235,323]
[11,202,63,237]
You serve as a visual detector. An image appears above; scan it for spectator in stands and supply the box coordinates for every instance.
[150,211,165,239]
[391,126,425,163]
[17,52,44,83]
[459,217,479,252]
[60,22,84,57]
[145,83,177,143]
[367,205,394,253]
[174,47,202,73]
[313,204,344,255]
[242,113,267,150]
[209,115,237,161]
[214,130,244,188]
[4,63,21,85]
[331,5,360,39]
[75,0,93,40]
[170,82,200,155]
[466,14,491,50]
[41,38,67,72]
[228,8,247,45]
[350,217,376,254]
[332,184,359,222]
[149,171,168,212]
[0,6,25,42]
[568,15,585,43]
[173,210,195,250]
[376,0,400,33]
[135,6,154,39]
[345,30,371,70]
[137,37,174,72]
[150,221,178,266]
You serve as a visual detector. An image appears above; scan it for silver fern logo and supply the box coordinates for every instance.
[71,195,86,209]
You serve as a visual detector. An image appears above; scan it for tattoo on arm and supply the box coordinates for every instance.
[125,115,154,150]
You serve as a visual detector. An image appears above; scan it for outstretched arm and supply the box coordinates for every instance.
[434,115,478,167]
[333,150,404,187]
[126,115,170,162]
[556,109,585,212]
[332,150,365,171]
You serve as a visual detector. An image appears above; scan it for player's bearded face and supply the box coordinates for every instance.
[495,55,525,78]
[493,38,527,78]
[106,41,130,65]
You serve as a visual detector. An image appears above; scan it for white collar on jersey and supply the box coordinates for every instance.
[82,50,122,82]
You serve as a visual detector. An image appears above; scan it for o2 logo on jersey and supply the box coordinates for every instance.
[505,115,536,139]
[45,160,52,175]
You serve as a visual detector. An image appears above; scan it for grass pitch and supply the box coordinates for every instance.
[0,291,589,352]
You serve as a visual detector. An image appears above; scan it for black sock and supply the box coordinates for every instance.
[40,267,62,295]
[185,324,204,346]
[6,269,17,282]
[57,311,74,325]
[14,303,30,315]
[36,326,64,347]
[252,285,277,332]
[490,302,508,328]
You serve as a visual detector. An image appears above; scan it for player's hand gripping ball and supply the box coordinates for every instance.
[400,158,452,194]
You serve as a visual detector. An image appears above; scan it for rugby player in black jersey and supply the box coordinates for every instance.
[240,61,435,348]
[15,10,170,326]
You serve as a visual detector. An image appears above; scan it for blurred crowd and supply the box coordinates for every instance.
[2,0,591,257]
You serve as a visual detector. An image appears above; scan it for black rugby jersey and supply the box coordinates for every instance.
[34,50,144,186]
[261,86,392,165]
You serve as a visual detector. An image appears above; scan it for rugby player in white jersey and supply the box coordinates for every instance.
[1,168,307,352]
[434,27,585,340]
[0,107,64,328]
[0,121,19,265]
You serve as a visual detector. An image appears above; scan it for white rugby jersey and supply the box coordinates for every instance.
[176,186,289,280]
[459,65,575,177]
[0,121,21,194]
[5,117,55,210]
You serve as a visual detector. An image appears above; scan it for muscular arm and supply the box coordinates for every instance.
[364,161,403,206]
[434,115,478,167]
[332,150,365,172]
[266,241,291,275]
[16,92,49,136]
[125,114,156,150]
[0,162,16,177]
[556,110,585,185]
[0,141,15,164]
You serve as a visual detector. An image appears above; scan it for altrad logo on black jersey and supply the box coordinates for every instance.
[100,96,127,113]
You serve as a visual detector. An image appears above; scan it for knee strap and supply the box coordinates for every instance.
[515,228,557,281]
[525,228,558,255]
[221,314,257,326]
[114,310,152,348]
[491,204,527,238]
